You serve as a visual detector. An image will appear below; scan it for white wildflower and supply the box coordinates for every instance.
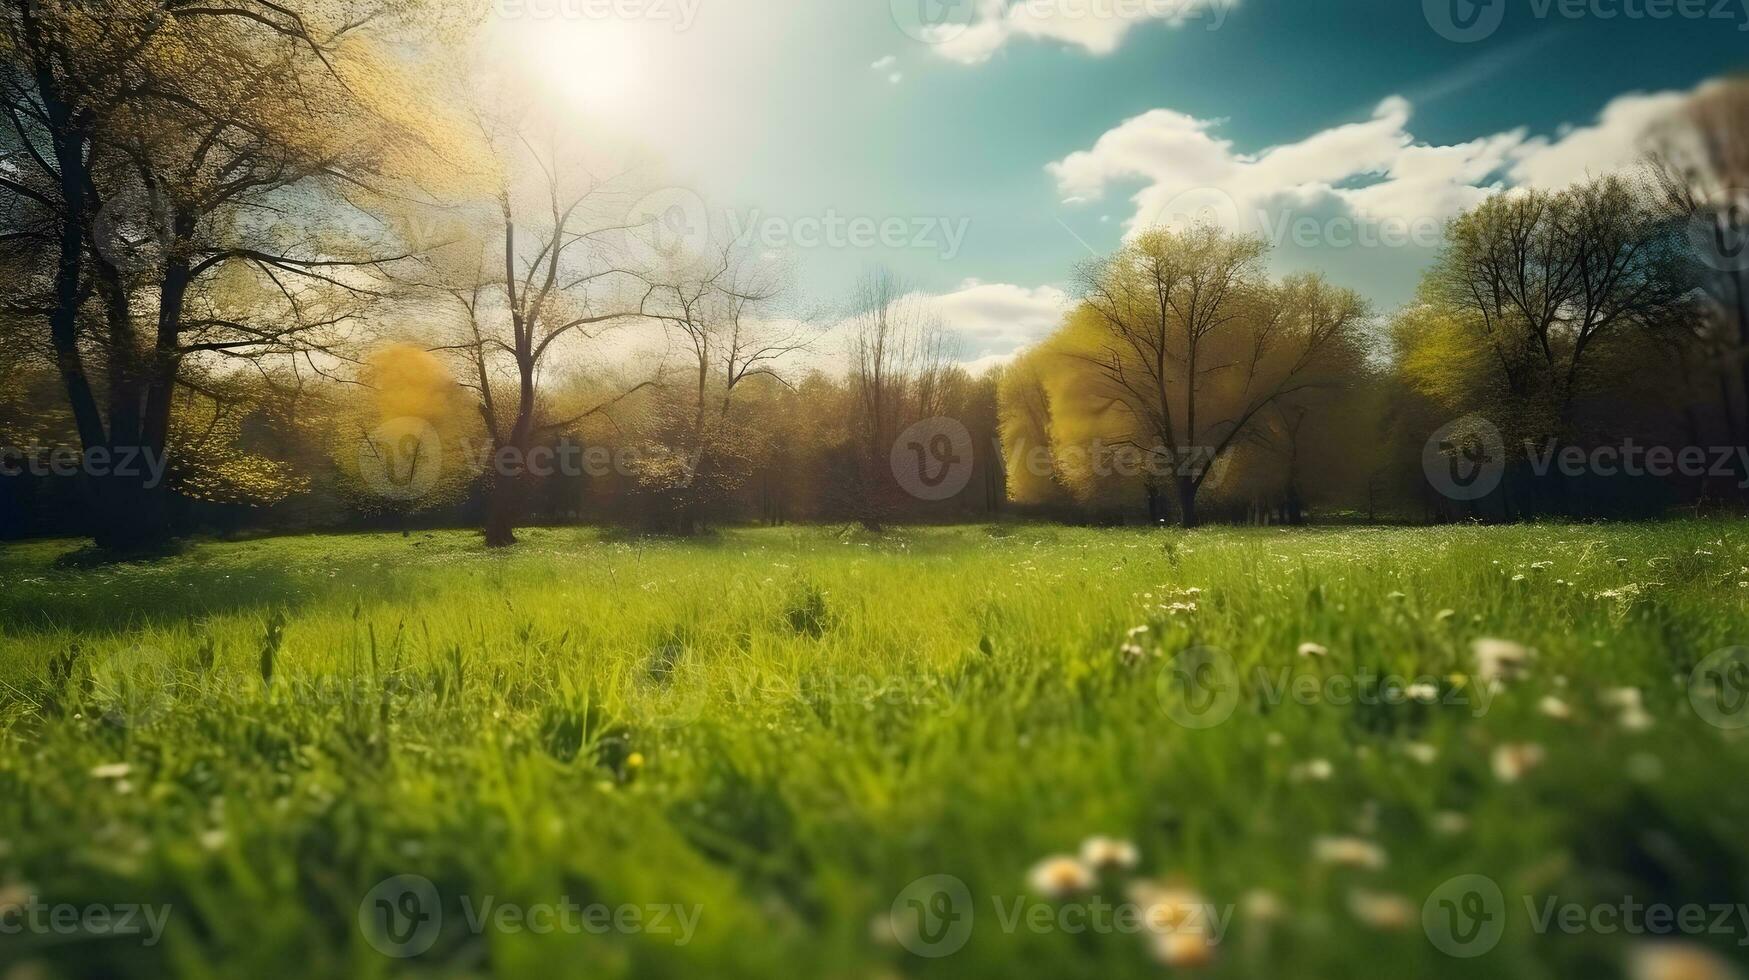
[1491,743,1546,783]
[1079,836,1139,872]
[1312,836,1387,870]
[1241,889,1283,923]
[1402,742,1438,765]
[1602,687,1643,710]
[1027,856,1095,899]
[1473,638,1534,686]
[1432,811,1469,836]
[1627,941,1742,980]
[1150,929,1217,967]
[1348,889,1414,930]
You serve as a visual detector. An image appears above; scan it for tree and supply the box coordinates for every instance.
[0,0,463,548]
[844,269,955,530]
[631,244,808,532]
[1648,76,1749,448]
[331,342,478,522]
[1425,178,1693,426]
[1040,223,1366,527]
[1403,175,1698,514]
[997,350,1071,511]
[426,130,657,547]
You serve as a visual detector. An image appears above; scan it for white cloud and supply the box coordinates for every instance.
[924,279,1074,356]
[931,0,1238,64]
[1507,90,1688,189]
[804,84,1705,374]
[960,352,1020,375]
[811,279,1073,373]
[1048,86,1701,241]
[871,54,904,84]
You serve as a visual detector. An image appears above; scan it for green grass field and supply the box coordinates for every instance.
[4,523,1749,979]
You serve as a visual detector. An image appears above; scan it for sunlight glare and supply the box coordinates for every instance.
[518,18,651,123]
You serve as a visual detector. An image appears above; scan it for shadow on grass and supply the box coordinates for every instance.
[0,534,432,635]
[592,525,730,547]
[0,566,312,636]
[50,539,189,569]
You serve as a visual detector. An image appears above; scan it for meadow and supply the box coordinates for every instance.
[2,522,1748,979]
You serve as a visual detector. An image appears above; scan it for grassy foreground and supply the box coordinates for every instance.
[2,523,1749,979]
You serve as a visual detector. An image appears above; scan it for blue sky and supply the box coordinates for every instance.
[498,0,1748,366]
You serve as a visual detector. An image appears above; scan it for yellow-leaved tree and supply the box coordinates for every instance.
[332,342,480,517]
[1002,224,1368,526]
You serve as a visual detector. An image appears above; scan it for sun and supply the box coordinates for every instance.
[501,16,651,123]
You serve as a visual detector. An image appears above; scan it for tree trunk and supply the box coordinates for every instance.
[482,431,528,548]
[1175,475,1198,529]
[86,228,193,551]
[42,106,131,549]
[1718,370,1743,450]
[1733,270,1749,441]
[88,262,170,551]
[483,474,520,547]
[483,348,538,547]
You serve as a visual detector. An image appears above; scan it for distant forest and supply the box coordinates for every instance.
[2,4,1746,545]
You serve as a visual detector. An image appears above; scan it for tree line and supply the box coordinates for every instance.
[1,2,1746,547]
